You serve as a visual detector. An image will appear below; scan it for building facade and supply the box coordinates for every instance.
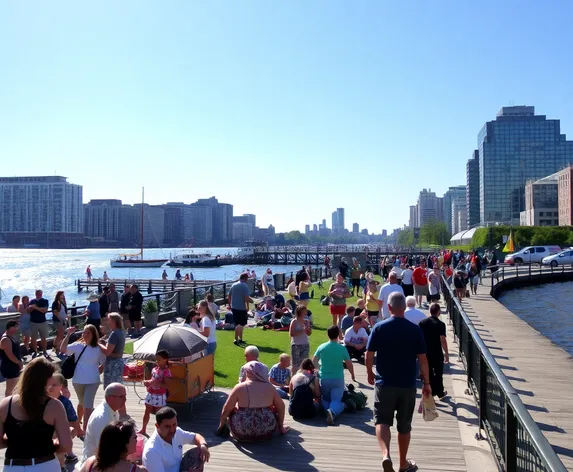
[451,197,467,234]
[442,186,466,234]
[477,106,573,224]
[352,223,359,233]
[331,208,345,233]
[417,189,440,226]
[558,166,573,226]
[193,197,233,244]
[521,174,559,226]
[84,199,122,242]
[466,151,480,228]
[409,205,419,228]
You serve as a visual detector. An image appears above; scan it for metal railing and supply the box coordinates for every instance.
[489,263,573,287]
[441,274,567,472]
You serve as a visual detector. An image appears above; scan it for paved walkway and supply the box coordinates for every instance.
[0,309,497,471]
[462,282,573,469]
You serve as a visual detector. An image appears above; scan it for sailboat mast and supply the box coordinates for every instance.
[140,187,144,257]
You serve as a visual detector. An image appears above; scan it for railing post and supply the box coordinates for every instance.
[479,354,488,427]
[223,283,227,302]
[505,403,517,472]
[193,288,197,306]
[156,294,161,312]
[148,281,152,294]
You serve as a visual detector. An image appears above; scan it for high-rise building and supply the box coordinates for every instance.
[312,224,318,232]
[189,205,213,245]
[331,208,345,233]
[451,197,468,234]
[476,106,573,224]
[409,205,419,228]
[162,203,195,246]
[0,176,83,233]
[558,166,573,226]
[305,224,310,234]
[322,219,327,229]
[233,215,255,242]
[242,214,256,226]
[193,197,233,244]
[134,204,165,248]
[442,186,466,234]
[84,199,122,241]
[521,173,559,226]
[118,205,138,246]
[352,223,359,233]
[417,189,440,226]
[466,151,480,228]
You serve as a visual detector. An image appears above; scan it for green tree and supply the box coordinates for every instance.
[420,220,449,246]
[397,228,415,246]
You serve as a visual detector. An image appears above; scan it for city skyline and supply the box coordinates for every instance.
[2,2,573,231]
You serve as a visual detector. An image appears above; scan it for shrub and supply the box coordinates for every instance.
[142,299,158,313]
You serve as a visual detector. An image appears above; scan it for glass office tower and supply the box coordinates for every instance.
[477,106,573,224]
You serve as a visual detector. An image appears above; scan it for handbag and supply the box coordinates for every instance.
[61,345,88,379]
[422,396,439,422]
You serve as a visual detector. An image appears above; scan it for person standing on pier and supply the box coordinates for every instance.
[350,259,362,297]
[419,303,449,400]
[0,321,23,396]
[228,273,253,346]
[127,285,144,337]
[328,273,351,339]
[107,283,120,314]
[378,272,404,321]
[366,292,431,472]
[28,289,50,359]
[412,260,429,308]
[120,284,131,331]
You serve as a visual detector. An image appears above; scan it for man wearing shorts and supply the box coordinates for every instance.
[28,289,50,359]
[412,260,429,308]
[127,284,143,337]
[228,272,253,346]
[366,292,431,472]
[328,273,351,339]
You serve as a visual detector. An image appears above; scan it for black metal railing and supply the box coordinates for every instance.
[489,263,573,287]
[441,274,567,472]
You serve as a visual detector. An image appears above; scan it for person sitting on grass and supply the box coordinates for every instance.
[340,306,356,332]
[269,354,292,399]
[238,345,260,382]
[344,316,369,362]
[217,361,290,442]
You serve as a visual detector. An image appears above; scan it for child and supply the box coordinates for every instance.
[48,373,80,467]
[340,306,356,332]
[206,294,220,320]
[184,308,201,330]
[355,299,366,318]
[138,349,172,436]
[364,280,382,327]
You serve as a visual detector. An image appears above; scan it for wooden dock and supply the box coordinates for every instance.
[462,282,573,469]
[0,324,495,471]
[76,278,226,293]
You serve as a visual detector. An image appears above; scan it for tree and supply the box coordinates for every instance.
[420,220,449,246]
[397,228,415,247]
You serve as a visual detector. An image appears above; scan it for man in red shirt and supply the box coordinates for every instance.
[412,260,429,308]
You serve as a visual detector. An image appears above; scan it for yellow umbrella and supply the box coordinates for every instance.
[503,230,515,253]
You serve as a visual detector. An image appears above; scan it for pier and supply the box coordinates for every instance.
[448,265,573,470]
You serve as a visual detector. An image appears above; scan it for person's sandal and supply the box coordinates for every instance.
[398,460,418,472]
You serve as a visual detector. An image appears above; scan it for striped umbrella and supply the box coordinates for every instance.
[132,324,207,361]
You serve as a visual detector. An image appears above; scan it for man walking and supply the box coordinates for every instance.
[366,292,431,472]
[228,272,253,346]
[404,296,427,325]
[313,326,356,425]
[107,283,120,313]
[419,303,449,400]
[28,289,50,359]
[412,260,429,308]
[127,284,143,337]
[378,272,404,320]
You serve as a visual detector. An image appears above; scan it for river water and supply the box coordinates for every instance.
[498,282,573,357]
[0,248,314,306]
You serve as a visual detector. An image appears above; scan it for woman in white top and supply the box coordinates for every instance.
[262,269,275,296]
[61,324,106,431]
[197,300,217,356]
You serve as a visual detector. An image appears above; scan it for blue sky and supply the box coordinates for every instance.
[1,1,573,233]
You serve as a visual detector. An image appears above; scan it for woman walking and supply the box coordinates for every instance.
[99,313,126,388]
[198,300,217,356]
[61,324,106,432]
[289,305,312,375]
[297,272,312,307]
[51,291,68,358]
[0,356,73,472]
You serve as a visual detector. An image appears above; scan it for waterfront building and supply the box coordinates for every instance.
[84,199,122,242]
[466,151,480,228]
[134,204,165,248]
[193,197,233,245]
[476,106,573,224]
[322,219,327,229]
[163,203,195,246]
[352,223,359,233]
[520,174,559,226]
[331,208,345,233]
[0,176,83,247]
[409,205,419,228]
[417,189,440,227]
[451,197,468,234]
[233,221,254,242]
[442,186,466,234]
[118,205,139,247]
[305,224,310,234]
[312,223,318,232]
[558,166,573,226]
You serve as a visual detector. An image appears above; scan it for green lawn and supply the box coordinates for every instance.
[124,279,370,388]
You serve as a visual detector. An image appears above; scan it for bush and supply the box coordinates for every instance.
[142,299,158,313]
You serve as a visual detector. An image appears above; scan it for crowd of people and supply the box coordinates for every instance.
[0,249,477,472]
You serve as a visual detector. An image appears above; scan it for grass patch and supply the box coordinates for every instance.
[124,342,134,355]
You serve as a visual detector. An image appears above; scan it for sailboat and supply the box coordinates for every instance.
[110,188,169,268]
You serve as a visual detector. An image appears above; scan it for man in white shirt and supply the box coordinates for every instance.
[344,316,369,361]
[143,407,210,472]
[401,264,414,297]
[80,383,126,466]
[378,272,404,320]
[404,296,428,325]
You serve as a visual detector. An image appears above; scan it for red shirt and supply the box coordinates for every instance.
[412,267,428,286]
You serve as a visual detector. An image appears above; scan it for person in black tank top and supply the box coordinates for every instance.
[0,320,23,396]
[0,356,73,470]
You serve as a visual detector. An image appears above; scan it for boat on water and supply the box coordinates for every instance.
[167,251,223,267]
[237,240,268,257]
[110,188,168,268]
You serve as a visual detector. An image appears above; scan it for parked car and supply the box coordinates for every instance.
[504,246,562,265]
[542,249,573,267]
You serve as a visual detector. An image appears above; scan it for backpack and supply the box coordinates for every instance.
[342,386,368,412]
[289,377,317,419]
[320,295,331,306]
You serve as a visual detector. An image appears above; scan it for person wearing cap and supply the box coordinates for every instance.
[84,293,102,331]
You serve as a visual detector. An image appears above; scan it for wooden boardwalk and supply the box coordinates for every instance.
[0,316,496,471]
[462,282,573,469]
